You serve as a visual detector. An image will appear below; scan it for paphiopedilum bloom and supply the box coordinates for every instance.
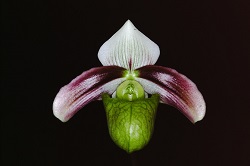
[53,20,206,153]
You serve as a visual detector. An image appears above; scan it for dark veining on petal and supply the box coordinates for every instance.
[53,66,126,122]
[68,66,125,107]
[137,65,192,106]
[136,65,205,123]
[70,66,125,88]
[129,58,132,71]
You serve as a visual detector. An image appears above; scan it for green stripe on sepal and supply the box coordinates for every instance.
[102,93,160,153]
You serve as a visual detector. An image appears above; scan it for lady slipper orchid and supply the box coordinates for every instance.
[53,20,206,153]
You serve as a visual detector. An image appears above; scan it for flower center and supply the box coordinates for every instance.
[116,80,144,101]
[123,70,139,80]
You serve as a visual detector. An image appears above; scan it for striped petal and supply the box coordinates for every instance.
[53,66,126,122]
[98,20,160,71]
[135,65,206,123]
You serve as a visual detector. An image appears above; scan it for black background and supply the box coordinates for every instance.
[2,0,250,165]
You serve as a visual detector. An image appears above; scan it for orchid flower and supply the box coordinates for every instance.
[53,20,206,153]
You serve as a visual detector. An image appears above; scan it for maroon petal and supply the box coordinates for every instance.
[136,65,206,123]
[53,66,126,122]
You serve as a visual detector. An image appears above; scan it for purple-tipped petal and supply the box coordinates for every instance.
[53,66,126,122]
[136,65,206,123]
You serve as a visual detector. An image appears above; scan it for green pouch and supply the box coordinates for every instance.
[102,93,159,153]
